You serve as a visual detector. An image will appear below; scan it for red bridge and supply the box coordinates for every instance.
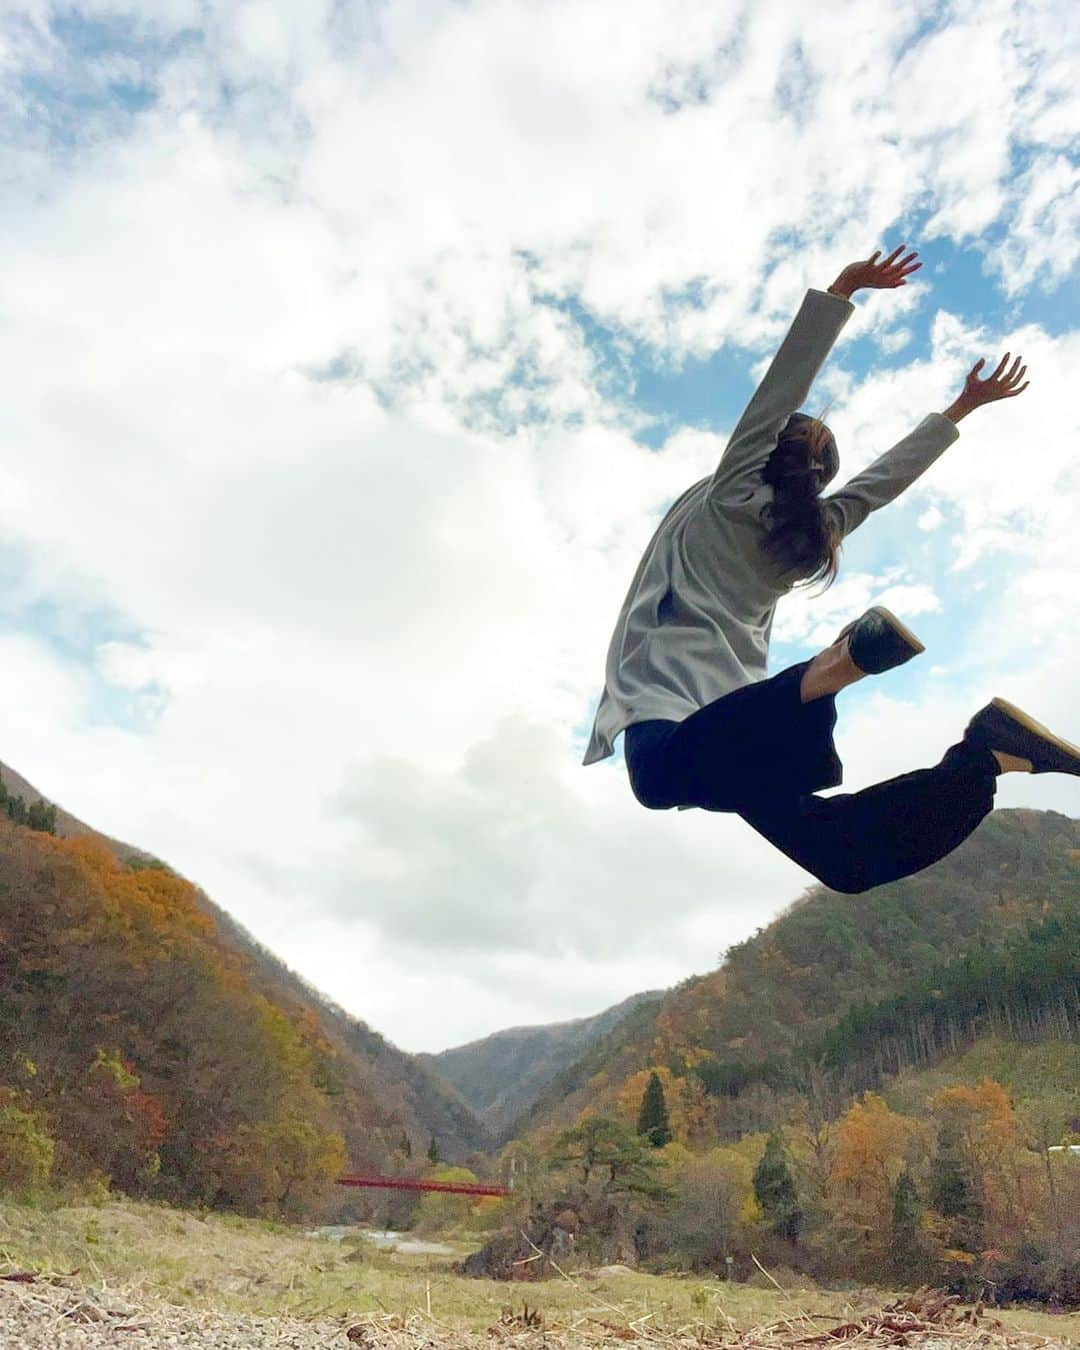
[337,1174,510,1198]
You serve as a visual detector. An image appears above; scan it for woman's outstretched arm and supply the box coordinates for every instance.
[823,352,1031,538]
[708,247,920,503]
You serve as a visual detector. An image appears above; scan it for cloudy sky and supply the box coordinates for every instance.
[1,0,1077,1053]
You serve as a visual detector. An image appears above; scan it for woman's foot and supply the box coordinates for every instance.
[836,606,925,675]
[800,606,924,702]
[964,698,1080,776]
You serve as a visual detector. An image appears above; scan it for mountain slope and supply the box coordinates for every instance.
[421,990,665,1140]
[515,808,1080,1137]
[0,759,159,863]
[0,759,489,1210]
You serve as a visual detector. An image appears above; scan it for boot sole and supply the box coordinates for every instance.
[991,697,1080,771]
[835,606,926,656]
[872,606,926,656]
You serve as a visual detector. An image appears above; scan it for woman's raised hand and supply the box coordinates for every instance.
[960,353,1030,407]
[829,246,921,299]
[943,352,1030,423]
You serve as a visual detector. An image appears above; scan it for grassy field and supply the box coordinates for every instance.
[0,1198,1077,1344]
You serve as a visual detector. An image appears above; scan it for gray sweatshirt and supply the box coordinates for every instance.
[582,286,960,766]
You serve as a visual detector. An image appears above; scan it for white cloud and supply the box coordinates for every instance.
[993,153,1080,296]
[772,570,943,649]
[0,0,1077,1050]
[877,327,913,355]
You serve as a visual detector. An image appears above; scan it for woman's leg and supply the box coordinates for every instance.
[663,609,931,808]
[798,605,927,703]
[625,653,851,814]
[737,738,1000,894]
[798,632,866,703]
[626,615,1069,892]
[624,720,686,809]
[661,659,845,809]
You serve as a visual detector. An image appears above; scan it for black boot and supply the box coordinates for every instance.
[964,698,1080,776]
[836,606,925,675]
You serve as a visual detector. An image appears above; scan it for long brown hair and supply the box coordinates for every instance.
[760,404,841,589]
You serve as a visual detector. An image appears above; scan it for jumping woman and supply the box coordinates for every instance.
[583,244,1080,895]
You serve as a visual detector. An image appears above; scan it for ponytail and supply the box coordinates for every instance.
[760,411,841,590]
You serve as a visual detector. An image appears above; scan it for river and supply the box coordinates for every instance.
[306,1226,457,1255]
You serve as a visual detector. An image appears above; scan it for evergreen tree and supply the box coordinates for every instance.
[427,1136,440,1165]
[636,1071,673,1148]
[889,1169,926,1280]
[549,1114,670,1199]
[400,1132,412,1158]
[753,1133,802,1243]
[0,782,57,832]
[26,798,58,834]
[929,1124,983,1253]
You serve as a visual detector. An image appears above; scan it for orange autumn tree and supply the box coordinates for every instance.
[828,1092,923,1272]
[930,1079,1029,1252]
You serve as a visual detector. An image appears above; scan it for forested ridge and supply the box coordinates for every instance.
[690,905,1080,1103]
[482,810,1080,1303]
[0,766,488,1220]
[515,809,1080,1138]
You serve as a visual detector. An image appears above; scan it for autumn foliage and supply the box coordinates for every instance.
[494,814,1080,1300]
[0,818,371,1216]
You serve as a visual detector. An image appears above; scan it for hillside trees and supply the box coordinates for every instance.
[817,911,1080,1092]
[0,777,57,834]
[650,1143,760,1270]
[213,1117,348,1217]
[525,1071,1079,1293]
[67,1048,168,1191]
[504,814,1080,1290]
[668,905,1080,1152]
[615,1065,713,1148]
[0,820,352,1215]
[0,1088,54,1191]
[523,815,1080,1146]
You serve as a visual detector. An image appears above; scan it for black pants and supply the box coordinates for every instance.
[623,660,998,894]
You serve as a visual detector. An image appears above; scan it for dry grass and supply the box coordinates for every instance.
[0,1199,1076,1348]
[344,1294,1076,1348]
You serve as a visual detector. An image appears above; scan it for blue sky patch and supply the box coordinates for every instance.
[6,8,201,147]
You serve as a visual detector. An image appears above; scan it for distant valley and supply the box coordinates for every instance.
[422,989,666,1141]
